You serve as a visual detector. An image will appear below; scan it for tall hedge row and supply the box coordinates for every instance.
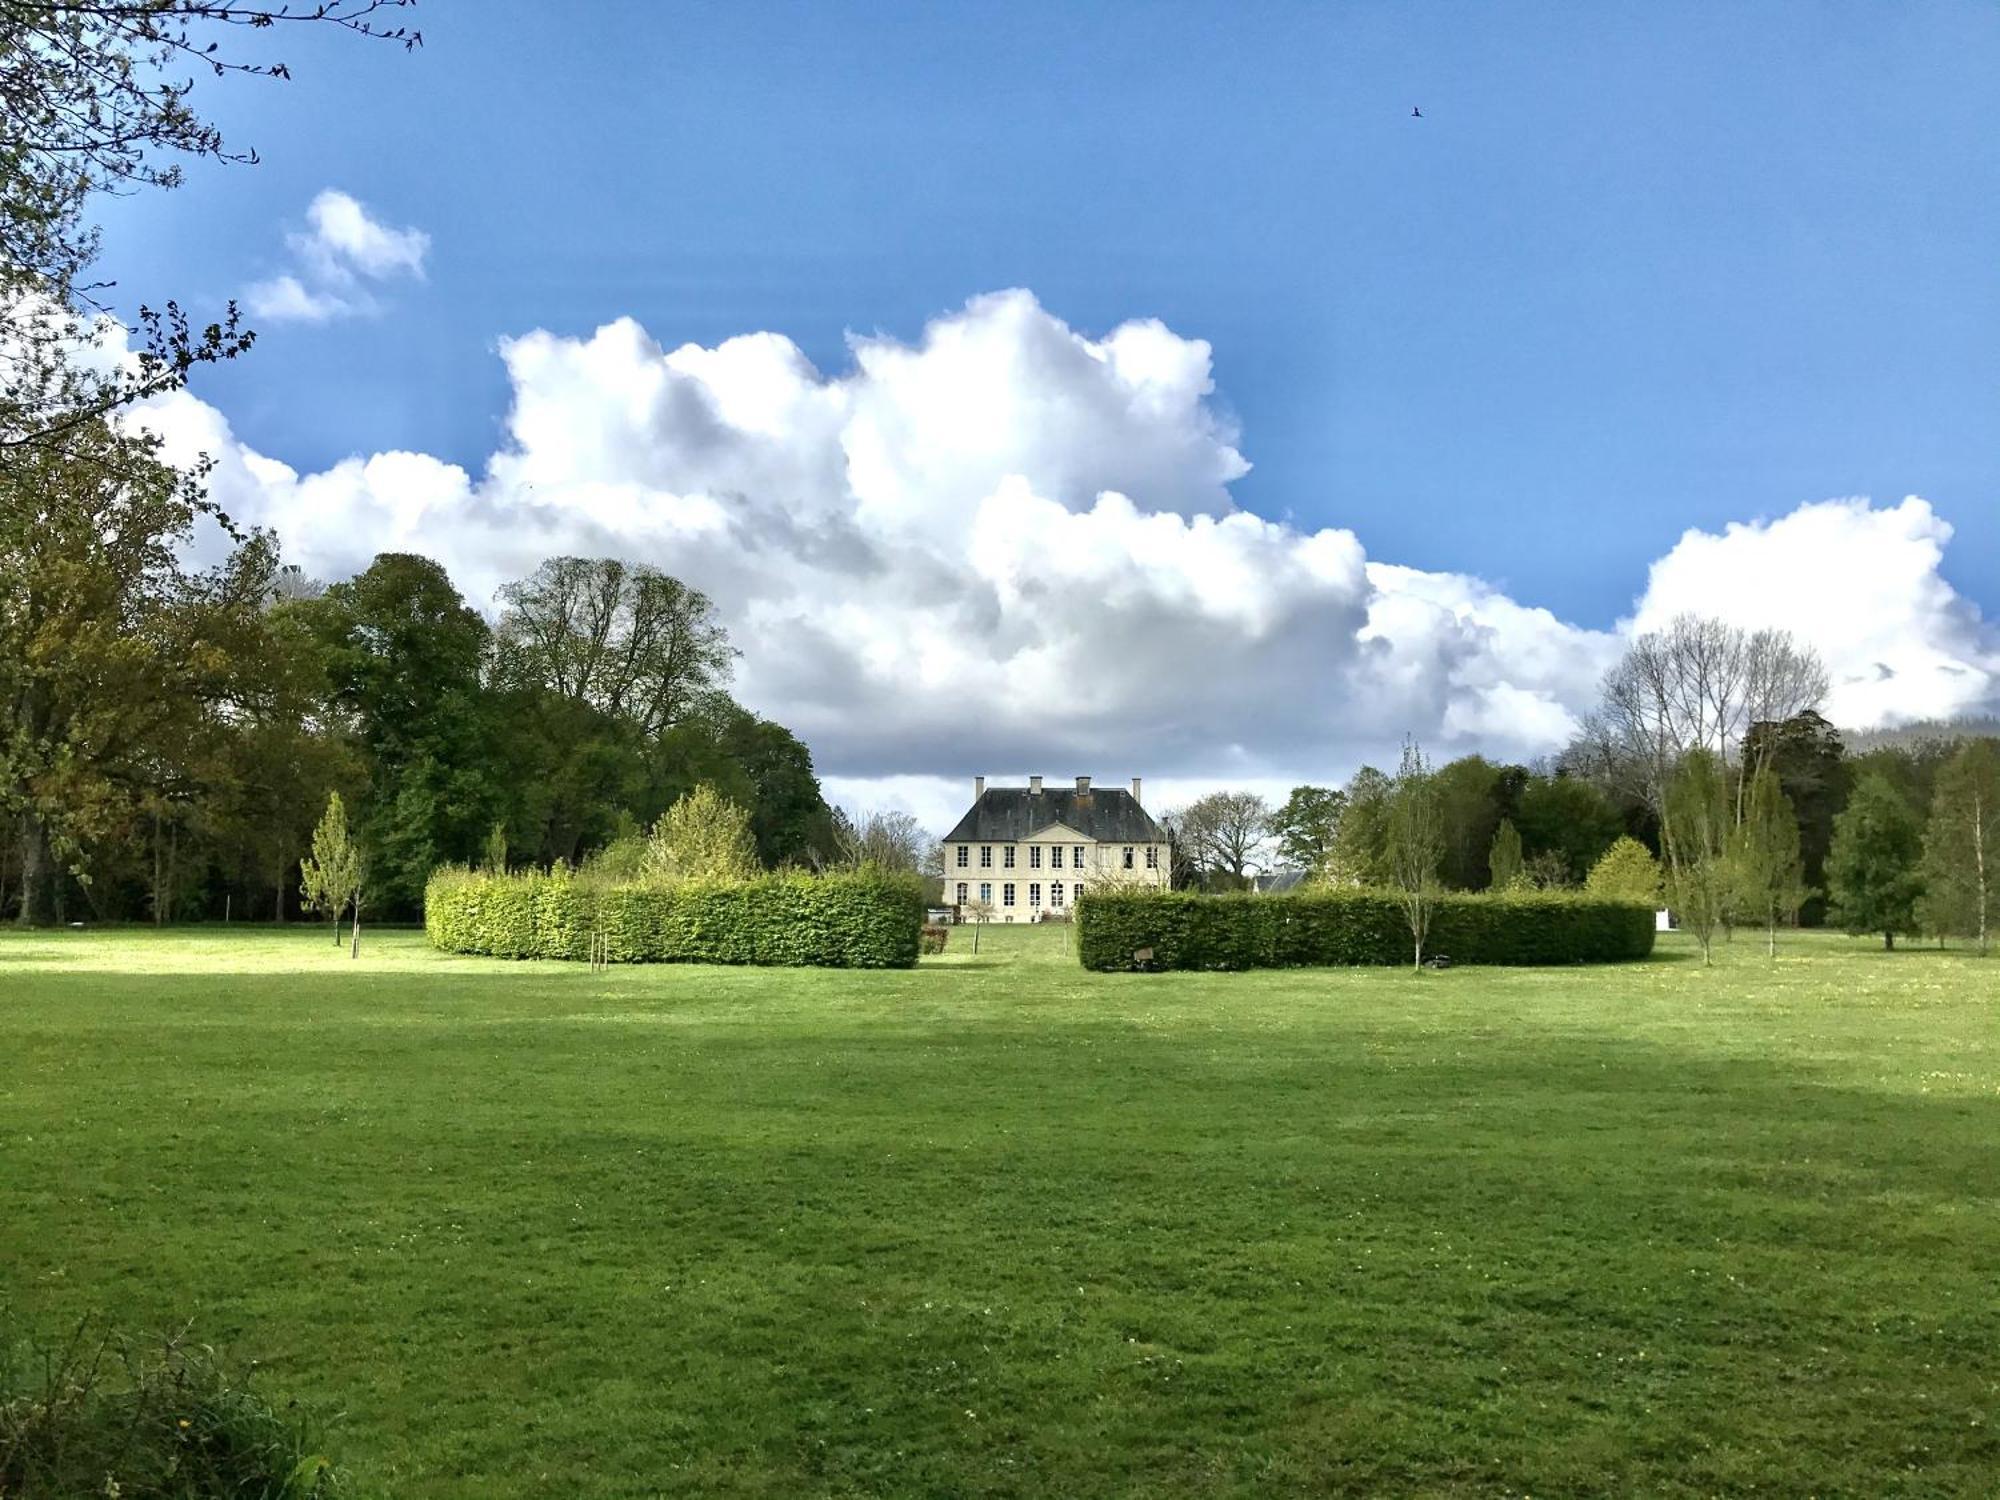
[1076,888,1656,971]
[425,866,925,968]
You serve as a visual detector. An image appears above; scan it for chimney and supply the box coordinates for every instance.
[1075,775,1091,793]
[1029,774,1043,794]
[1130,776,1143,803]
[974,775,985,799]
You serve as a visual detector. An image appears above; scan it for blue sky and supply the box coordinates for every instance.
[104,0,2000,629]
[106,2,2000,818]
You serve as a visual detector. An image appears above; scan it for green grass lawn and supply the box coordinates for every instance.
[2,922,1995,1497]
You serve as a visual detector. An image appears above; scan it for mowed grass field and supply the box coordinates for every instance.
[2,923,1996,1497]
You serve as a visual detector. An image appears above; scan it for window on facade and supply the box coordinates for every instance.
[1051,882,1064,908]
[980,846,992,868]
[1049,846,1064,869]
[1003,883,1016,908]
[1028,882,1041,908]
[1122,846,1134,869]
[1074,845,1085,867]
[1074,881,1085,901]
[1028,845,1041,869]
[1003,846,1015,868]
[979,882,991,905]
[1146,846,1158,869]
[956,846,968,868]
[956,882,968,904]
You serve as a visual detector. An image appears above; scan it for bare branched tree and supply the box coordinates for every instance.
[1164,790,1270,889]
[1388,738,1444,969]
[493,558,736,738]
[1594,614,1828,817]
[831,807,935,874]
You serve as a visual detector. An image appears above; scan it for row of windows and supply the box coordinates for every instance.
[955,844,1157,869]
[956,881,1077,908]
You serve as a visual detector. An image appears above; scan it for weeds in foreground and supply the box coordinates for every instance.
[0,1318,346,1500]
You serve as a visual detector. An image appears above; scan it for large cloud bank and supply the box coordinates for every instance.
[137,289,1999,822]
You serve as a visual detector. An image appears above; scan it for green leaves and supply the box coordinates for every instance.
[426,867,925,969]
[1077,889,1657,971]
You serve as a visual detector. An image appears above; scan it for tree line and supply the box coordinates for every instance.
[1165,616,1998,959]
[0,426,842,924]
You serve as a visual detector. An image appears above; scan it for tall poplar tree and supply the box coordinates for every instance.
[1918,740,1999,953]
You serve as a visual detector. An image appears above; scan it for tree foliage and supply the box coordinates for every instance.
[1268,785,1344,873]
[1585,836,1663,907]
[646,785,760,884]
[0,417,276,922]
[1826,773,1924,950]
[1727,767,1807,955]
[1487,819,1524,891]
[1917,740,1998,952]
[1662,749,1731,964]
[299,791,360,946]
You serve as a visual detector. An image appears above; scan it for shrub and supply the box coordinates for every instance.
[919,924,949,955]
[425,866,924,969]
[1585,837,1664,905]
[0,1323,347,1499]
[1076,888,1656,971]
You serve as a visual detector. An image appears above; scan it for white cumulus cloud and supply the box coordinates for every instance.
[130,289,2000,827]
[1631,498,2000,730]
[244,190,429,323]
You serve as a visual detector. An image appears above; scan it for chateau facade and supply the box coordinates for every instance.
[941,775,1170,919]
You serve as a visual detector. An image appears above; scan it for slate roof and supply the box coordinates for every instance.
[942,786,1166,845]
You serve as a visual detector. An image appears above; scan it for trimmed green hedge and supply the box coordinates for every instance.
[1076,888,1656,971]
[425,866,925,969]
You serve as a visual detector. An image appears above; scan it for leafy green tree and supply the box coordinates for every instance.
[647,785,759,883]
[1487,819,1525,890]
[0,418,276,923]
[1663,749,1731,965]
[1328,766,1394,885]
[1585,837,1663,906]
[1727,767,1807,956]
[712,707,838,869]
[1389,740,1444,969]
[1431,756,1509,889]
[304,553,501,912]
[1917,740,1999,953]
[1742,710,1846,925]
[1269,785,1345,873]
[300,792,361,947]
[1513,774,1622,885]
[1827,773,1924,950]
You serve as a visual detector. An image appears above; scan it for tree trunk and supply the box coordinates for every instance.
[152,804,164,926]
[1975,792,1988,956]
[349,903,362,959]
[1883,931,1895,951]
[18,813,56,926]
